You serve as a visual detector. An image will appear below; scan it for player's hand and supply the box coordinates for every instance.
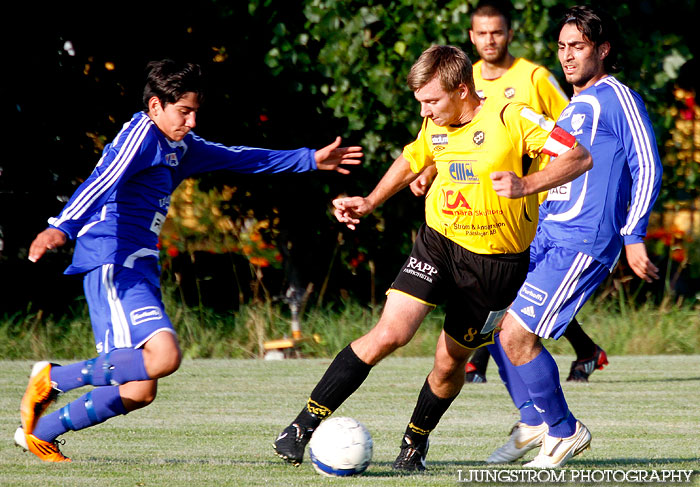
[315,136,363,174]
[409,166,437,197]
[625,242,659,283]
[28,228,67,263]
[490,171,526,198]
[332,196,373,230]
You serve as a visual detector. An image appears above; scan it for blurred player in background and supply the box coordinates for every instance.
[16,59,362,462]
[411,0,608,385]
[274,44,591,471]
[486,5,662,467]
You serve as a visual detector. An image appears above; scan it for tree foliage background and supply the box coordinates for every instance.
[2,0,698,315]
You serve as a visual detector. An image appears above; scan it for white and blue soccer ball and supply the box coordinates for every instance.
[308,417,373,477]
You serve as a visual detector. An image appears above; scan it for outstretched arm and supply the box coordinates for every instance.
[314,137,363,174]
[333,155,418,229]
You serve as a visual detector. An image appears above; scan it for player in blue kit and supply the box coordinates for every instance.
[485,6,662,467]
[15,59,362,462]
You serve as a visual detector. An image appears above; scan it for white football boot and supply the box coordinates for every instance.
[524,420,591,468]
[487,421,548,463]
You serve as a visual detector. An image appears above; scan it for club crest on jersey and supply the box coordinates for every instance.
[570,113,586,136]
[159,196,171,209]
[473,131,485,146]
[432,134,448,145]
[165,153,179,167]
[130,306,163,325]
[448,161,479,184]
[559,104,575,121]
[518,284,548,306]
[504,87,515,99]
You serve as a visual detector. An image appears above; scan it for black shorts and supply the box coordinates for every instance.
[389,224,529,349]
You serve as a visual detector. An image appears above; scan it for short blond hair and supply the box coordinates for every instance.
[407,45,475,93]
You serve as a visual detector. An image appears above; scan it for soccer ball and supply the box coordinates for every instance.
[308,417,373,477]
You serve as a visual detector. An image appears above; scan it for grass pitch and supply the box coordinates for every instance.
[1,355,699,486]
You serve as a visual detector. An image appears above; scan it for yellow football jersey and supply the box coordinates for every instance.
[474,58,570,205]
[473,58,569,119]
[403,99,564,255]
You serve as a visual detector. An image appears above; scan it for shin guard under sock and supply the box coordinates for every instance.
[488,335,541,426]
[33,385,127,442]
[50,349,150,392]
[404,378,458,446]
[515,348,576,437]
[294,344,373,430]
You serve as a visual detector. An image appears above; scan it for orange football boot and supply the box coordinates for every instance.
[20,361,60,434]
[14,427,70,462]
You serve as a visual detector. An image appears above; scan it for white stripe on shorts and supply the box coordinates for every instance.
[102,264,132,348]
[535,252,593,338]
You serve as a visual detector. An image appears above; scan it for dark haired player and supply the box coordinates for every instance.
[486,5,662,467]
[16,59,362,462]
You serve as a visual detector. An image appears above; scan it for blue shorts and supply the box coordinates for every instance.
[508,240,609,339]
[84,264,175,354]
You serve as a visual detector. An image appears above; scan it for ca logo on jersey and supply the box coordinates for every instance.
[441,189,471,215]
[504,87,515,99]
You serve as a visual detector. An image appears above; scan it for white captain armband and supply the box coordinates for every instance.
[542,125,577,158]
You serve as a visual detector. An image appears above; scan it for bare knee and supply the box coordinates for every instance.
[499,316,540,365]
[120,380,158,412]
[352,293,430,365]
[353,320,414,365]
[142,331,182,378]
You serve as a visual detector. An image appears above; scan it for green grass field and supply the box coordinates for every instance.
[1,355,699,486]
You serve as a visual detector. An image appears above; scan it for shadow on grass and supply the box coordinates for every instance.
[574,457,700,467]
[588,376,700,384]
[78,456,700,467]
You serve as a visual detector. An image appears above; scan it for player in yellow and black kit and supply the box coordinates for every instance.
[412,0,608,384]
[473,55,568,119]
[274,44,592,472]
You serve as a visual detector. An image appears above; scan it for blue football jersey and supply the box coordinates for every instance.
[48,111,317,285]
[539,76,662,270]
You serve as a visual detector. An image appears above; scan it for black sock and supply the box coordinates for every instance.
[294,344,373,430]
[404,378,458,446]
[564,317,596,360]
[469,347,490,374]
